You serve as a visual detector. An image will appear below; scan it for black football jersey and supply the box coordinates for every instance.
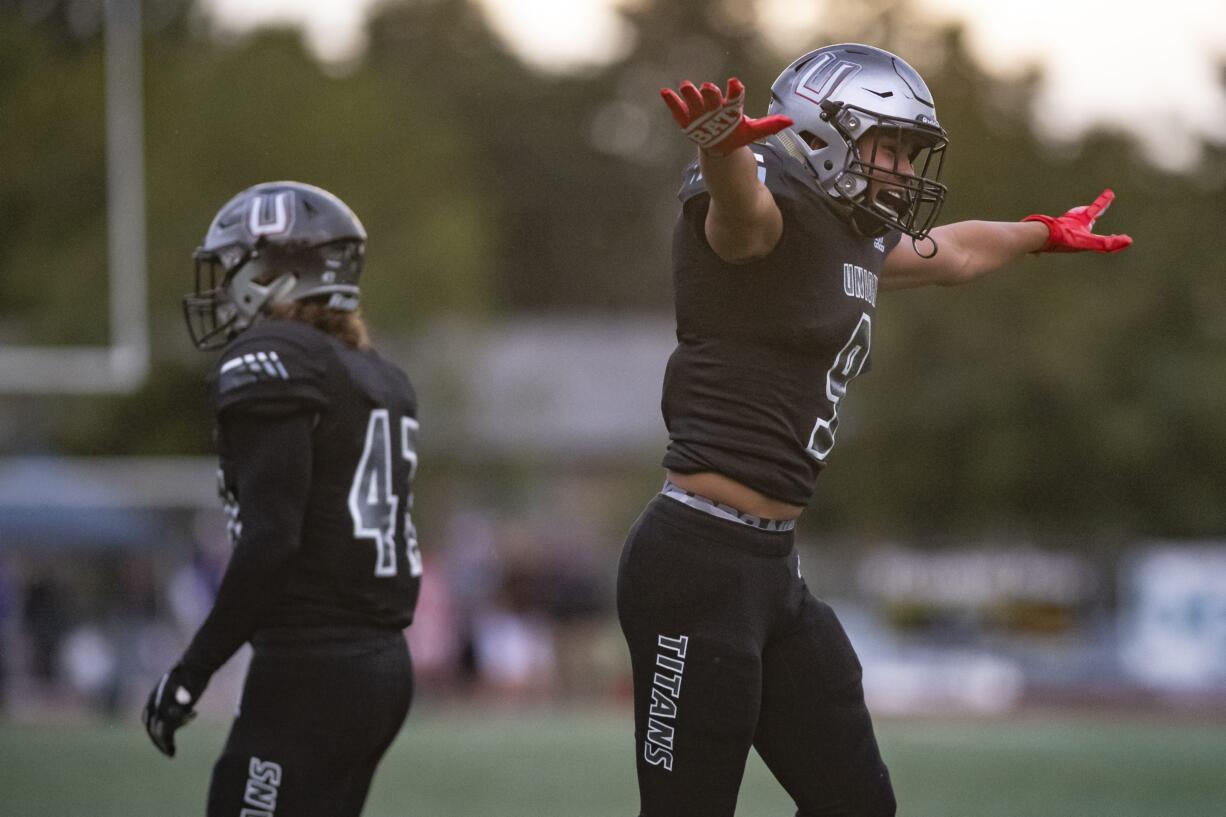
[660,140,900,506]
[211,319,421,631]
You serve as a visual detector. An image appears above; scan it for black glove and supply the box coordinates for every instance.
[142,664,206,757]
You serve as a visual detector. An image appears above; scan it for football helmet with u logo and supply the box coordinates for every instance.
[767,43,948,241]
[183,181,367,350]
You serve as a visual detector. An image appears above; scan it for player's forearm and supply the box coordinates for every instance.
[698,146,763,208]
[932,220,1049,284]
[700,148,782,262]
[179,544,289,678]
[180,412,313,680]
[179,507,305,678]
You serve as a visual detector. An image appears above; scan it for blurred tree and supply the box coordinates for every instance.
[142,16,494,345]
[0,5,109,344]
[368,0,673,310]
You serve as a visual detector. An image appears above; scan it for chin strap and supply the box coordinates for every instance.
[911,234,938,259]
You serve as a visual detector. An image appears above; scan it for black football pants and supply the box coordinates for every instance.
[207,632,412,817]
[617,495,895,817]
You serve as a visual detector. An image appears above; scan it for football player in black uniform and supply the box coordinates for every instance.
[618,44,1131,817]
[143,181,422,817]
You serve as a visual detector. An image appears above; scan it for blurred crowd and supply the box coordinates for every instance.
[4,517,1225,720]
[0,508,623,721]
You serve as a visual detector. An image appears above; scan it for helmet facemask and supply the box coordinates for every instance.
[767,43,949,244]
[833,105,947,241]
[183,245,249,351]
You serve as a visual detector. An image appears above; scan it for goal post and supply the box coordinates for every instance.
[0,0,149,394]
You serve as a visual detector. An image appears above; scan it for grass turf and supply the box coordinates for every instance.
[2,707,1224,816]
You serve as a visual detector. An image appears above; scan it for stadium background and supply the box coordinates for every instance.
[1,0,1224,814]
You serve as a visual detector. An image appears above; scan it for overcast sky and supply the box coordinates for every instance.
[199,0,1226,170]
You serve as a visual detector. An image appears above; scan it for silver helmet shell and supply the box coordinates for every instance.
[183,181,367,350]
[767,43,948,240]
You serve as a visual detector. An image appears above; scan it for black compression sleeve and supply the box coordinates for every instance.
[179,410,315,682]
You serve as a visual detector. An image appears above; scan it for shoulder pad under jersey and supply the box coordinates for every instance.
[676,142,801,204]
[211,320,333,416]
[877,229,904,257]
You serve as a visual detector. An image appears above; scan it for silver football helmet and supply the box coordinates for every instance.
[183,181,367,350]
[767,43,948,241]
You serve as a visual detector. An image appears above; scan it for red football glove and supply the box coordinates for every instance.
[660,77,793,155]
[1022,189,1133,253]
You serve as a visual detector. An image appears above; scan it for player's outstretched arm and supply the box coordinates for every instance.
[882,189,1133,289]
[660,78,793,263]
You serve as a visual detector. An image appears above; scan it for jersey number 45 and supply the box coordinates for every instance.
[348,409,423,579]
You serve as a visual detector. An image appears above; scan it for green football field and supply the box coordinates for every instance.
[3,706,1225,817]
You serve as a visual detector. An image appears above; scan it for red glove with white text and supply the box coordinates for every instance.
[660,77,793,155]
[1022,189,1133,253]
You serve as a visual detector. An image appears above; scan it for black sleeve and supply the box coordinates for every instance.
[676,145,796,205]
[679,182,800,261]
[882,229,903,254]
[211,325,332,417]
[179,409,315,681]
[677,144,801,253]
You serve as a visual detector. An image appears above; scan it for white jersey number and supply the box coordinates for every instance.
[348,409,422,578]
[806,313,871,462]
